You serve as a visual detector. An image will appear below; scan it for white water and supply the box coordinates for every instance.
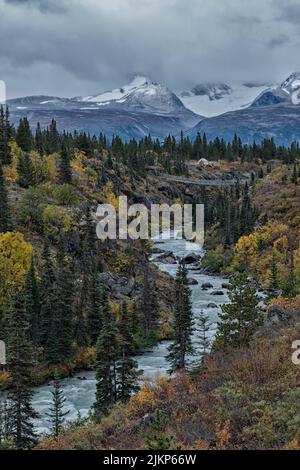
[25,236,229,435]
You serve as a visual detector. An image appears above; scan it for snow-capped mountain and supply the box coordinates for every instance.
[187,73,300,146]
[75,75,198,117]
[179,82,270,117]
[76,75,149,104]
[6,72,300,144]
[7,76,200,141]
[251,72,300,107]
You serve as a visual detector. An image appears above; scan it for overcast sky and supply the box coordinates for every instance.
[0,0,300,98]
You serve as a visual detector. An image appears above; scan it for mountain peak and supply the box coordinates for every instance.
[126,75,151,88]
[280,72,300,94]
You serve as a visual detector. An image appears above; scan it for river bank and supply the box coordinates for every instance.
[30,233,229,435]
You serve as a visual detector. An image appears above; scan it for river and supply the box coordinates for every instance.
[28,235,230,435]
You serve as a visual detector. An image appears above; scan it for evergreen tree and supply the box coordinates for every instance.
[56,239,74,360]
[16,117,33,152]
[197,309,211,360]
[0,400,11,447]
[74,310,89,348]
[48,119,60,153]
[25,258,40,355]
[7,291,37,449]
[283,250,297,297]
[167,263,194,372]
[76,206,98,347]
[94,290,118,416]
[239,183,255,236]
[35,122,44,156]
[0,106,12,165]
[0,161,12,232]
[59,144,72,184]
[269,251,279,299]
[146,410,172,450]
[215,273,263,348]
[47,373,69,437]
[39,243,60,363]
[140,267,159,339]
[291,162,298,186]
[87,269,103,346]
[17,152,33,188]
[117,302,140,401]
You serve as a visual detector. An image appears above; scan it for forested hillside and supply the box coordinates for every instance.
[1,105,300,450]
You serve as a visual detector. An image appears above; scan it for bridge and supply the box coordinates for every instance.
[159,174,242,187]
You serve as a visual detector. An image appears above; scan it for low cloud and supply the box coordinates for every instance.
[268,34,290,48]
[4,0,68,13]
[0,0,299,98]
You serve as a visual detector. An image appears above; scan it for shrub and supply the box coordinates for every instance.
[202,245,232,273]
[53,184,79,206]
[42,205,74,242]
[19,186,48,232]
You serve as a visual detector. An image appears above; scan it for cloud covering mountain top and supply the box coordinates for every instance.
[1,0,300,98]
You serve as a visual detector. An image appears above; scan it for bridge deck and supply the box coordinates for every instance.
[160,174,240,187]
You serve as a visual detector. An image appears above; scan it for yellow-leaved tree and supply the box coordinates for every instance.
[3,141,20,182]
[231,233,259,274]
[44,153,59,182]
[0,232,33,304]
[102,181,119,210]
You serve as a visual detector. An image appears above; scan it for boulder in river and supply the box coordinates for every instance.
[210,290,224,296]
[201,282,213,290]
[221,283,230,289]
[181,252,201,264]
[152,247,165,254]
[155,251,177,264]
[188,278,198,285]
[189,263,202,271]
[207,303,218,308]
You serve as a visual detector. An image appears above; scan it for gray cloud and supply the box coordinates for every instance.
[0,0,299,98]
[4,0,68,13]
[268,34,290,48]
[274,1,300,24]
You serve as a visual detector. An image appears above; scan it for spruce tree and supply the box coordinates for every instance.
[0,161,12,232]
[59,144,72,184]
[117,302,140,401]
[283,250,297,297]
[35,122,44,156]
[16,117,33,152]
[47,373,69,437]
[87,269,103,346]
[167,263,194,372]
[39,243,60,363]
[215,273,263,348]
[146,410,172,450]
[269,251,279,298]
[140,267,159,339]
[17,152,33,188]
[25,258,40,355]
[0,106,12,165]
[56,239,74,360]
[7,290,37,449]
[76,206,98,347]
[291,162,298,186]
[197,309,211,359]
[0,400,11,447]
[94,290,118,416]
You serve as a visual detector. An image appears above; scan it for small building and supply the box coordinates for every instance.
[197,158,220,169]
